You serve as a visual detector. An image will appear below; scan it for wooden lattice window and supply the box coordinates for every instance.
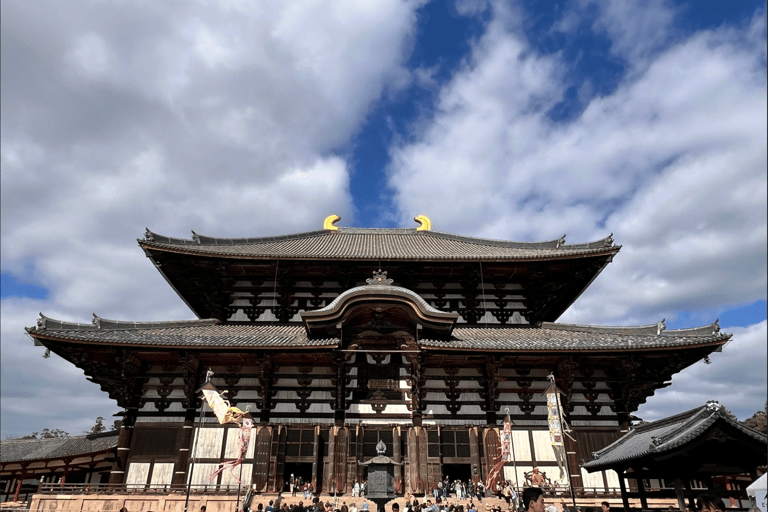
[362,429,394,458]
[132,428,178,456]
[286,429,315,457]
[441,430,471,458]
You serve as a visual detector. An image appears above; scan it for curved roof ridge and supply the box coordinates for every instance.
[662,320,721,336]
[650,402,768,451]
[543,319,725,337]
[90,315,220,330]
[542,320,666,335]
[27,313,97,332]
[143,227,331,246]
[141,227,619,250]
[631,405,705,432]
[28,313,219,332]
[314,283,445,315]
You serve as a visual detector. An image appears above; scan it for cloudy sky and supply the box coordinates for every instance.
[2,0,765,439]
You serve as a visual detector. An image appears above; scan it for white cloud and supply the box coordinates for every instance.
[588,0,677,65]
[390,3,766,327]
[0,0,420,437]
[67,32,115,79]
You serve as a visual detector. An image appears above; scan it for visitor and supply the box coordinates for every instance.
[696,495,726,512]
[600,502,610,512]
[522,488,545,512]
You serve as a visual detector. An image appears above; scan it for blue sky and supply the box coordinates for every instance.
[1,0,765,439]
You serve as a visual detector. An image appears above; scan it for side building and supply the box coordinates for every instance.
[25,218,730,496]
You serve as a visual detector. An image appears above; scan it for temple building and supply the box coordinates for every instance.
[25,216,731,496]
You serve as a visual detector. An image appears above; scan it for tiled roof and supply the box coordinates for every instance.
[421,321,729,351]
[139,228,620,261]
[583,401,767,470]
[27,315,728,351]
[0,431,118,463]
[28,315,339,349]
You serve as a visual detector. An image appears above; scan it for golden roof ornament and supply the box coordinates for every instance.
[323,214,341,231]
[414,214,431,231]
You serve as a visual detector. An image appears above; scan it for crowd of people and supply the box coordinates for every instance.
[247,472,745,512]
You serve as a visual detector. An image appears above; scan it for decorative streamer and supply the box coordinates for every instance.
[201,380,254,484]
[485,412,514,490]
[545,374,572,480]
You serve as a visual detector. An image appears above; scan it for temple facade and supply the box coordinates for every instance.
[26,217,731,496]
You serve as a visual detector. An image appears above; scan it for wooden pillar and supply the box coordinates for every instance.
[331,354,347,426]
[258,357,274,425]
[13,474,24,503]
[684,478,696,510]
[393,426,403,494]
[327,426,338,495]
[312,426,320,493]
[637,477,649,510]
[174,408,197,486]
[406,354,425,428]
[469,427,481,484]
[617,471,630,512]
[110,410,136,484]
[564,435,583,490]
[673,478,686,510]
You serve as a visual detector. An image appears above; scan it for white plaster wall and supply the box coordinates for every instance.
[532,431,557,462]
[512,431,531,460]
[149,463,175,487]
[195,428,224,459]
[126,463,150,487]
[581,468,605,489]
[220,464,253,487]
[224,428,256,458]
[189,463,220,487]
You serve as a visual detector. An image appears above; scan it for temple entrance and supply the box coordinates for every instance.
[442,464,473,485]
[283,463,313,493]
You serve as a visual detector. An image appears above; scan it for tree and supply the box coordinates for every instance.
[32,428,70,439]
[743,403,768,435]
[86,416,106,434]
[720,407,739,422]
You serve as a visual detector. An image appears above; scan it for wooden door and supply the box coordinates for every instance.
[252,426,271,491]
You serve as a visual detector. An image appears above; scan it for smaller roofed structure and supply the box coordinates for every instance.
[583,401,767,510]
[1,431,118,502]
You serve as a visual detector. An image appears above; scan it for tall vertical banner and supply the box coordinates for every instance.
[545,375,570,480]
[501,414,513,462]
[485,412,513,490]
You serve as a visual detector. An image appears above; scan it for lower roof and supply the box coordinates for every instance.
[583,401,767,471]
[0,431,118,464]
[27,314,729,352]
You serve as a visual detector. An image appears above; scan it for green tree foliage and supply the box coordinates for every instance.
[742,403,767,434]
[86,416,106,434]
[29,428,70,439]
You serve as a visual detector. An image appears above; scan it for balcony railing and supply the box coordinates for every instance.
[36,483,244,495]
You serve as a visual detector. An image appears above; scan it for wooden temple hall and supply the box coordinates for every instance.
[25,215,732,496]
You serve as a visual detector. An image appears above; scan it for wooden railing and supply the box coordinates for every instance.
[36,483,245,495]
